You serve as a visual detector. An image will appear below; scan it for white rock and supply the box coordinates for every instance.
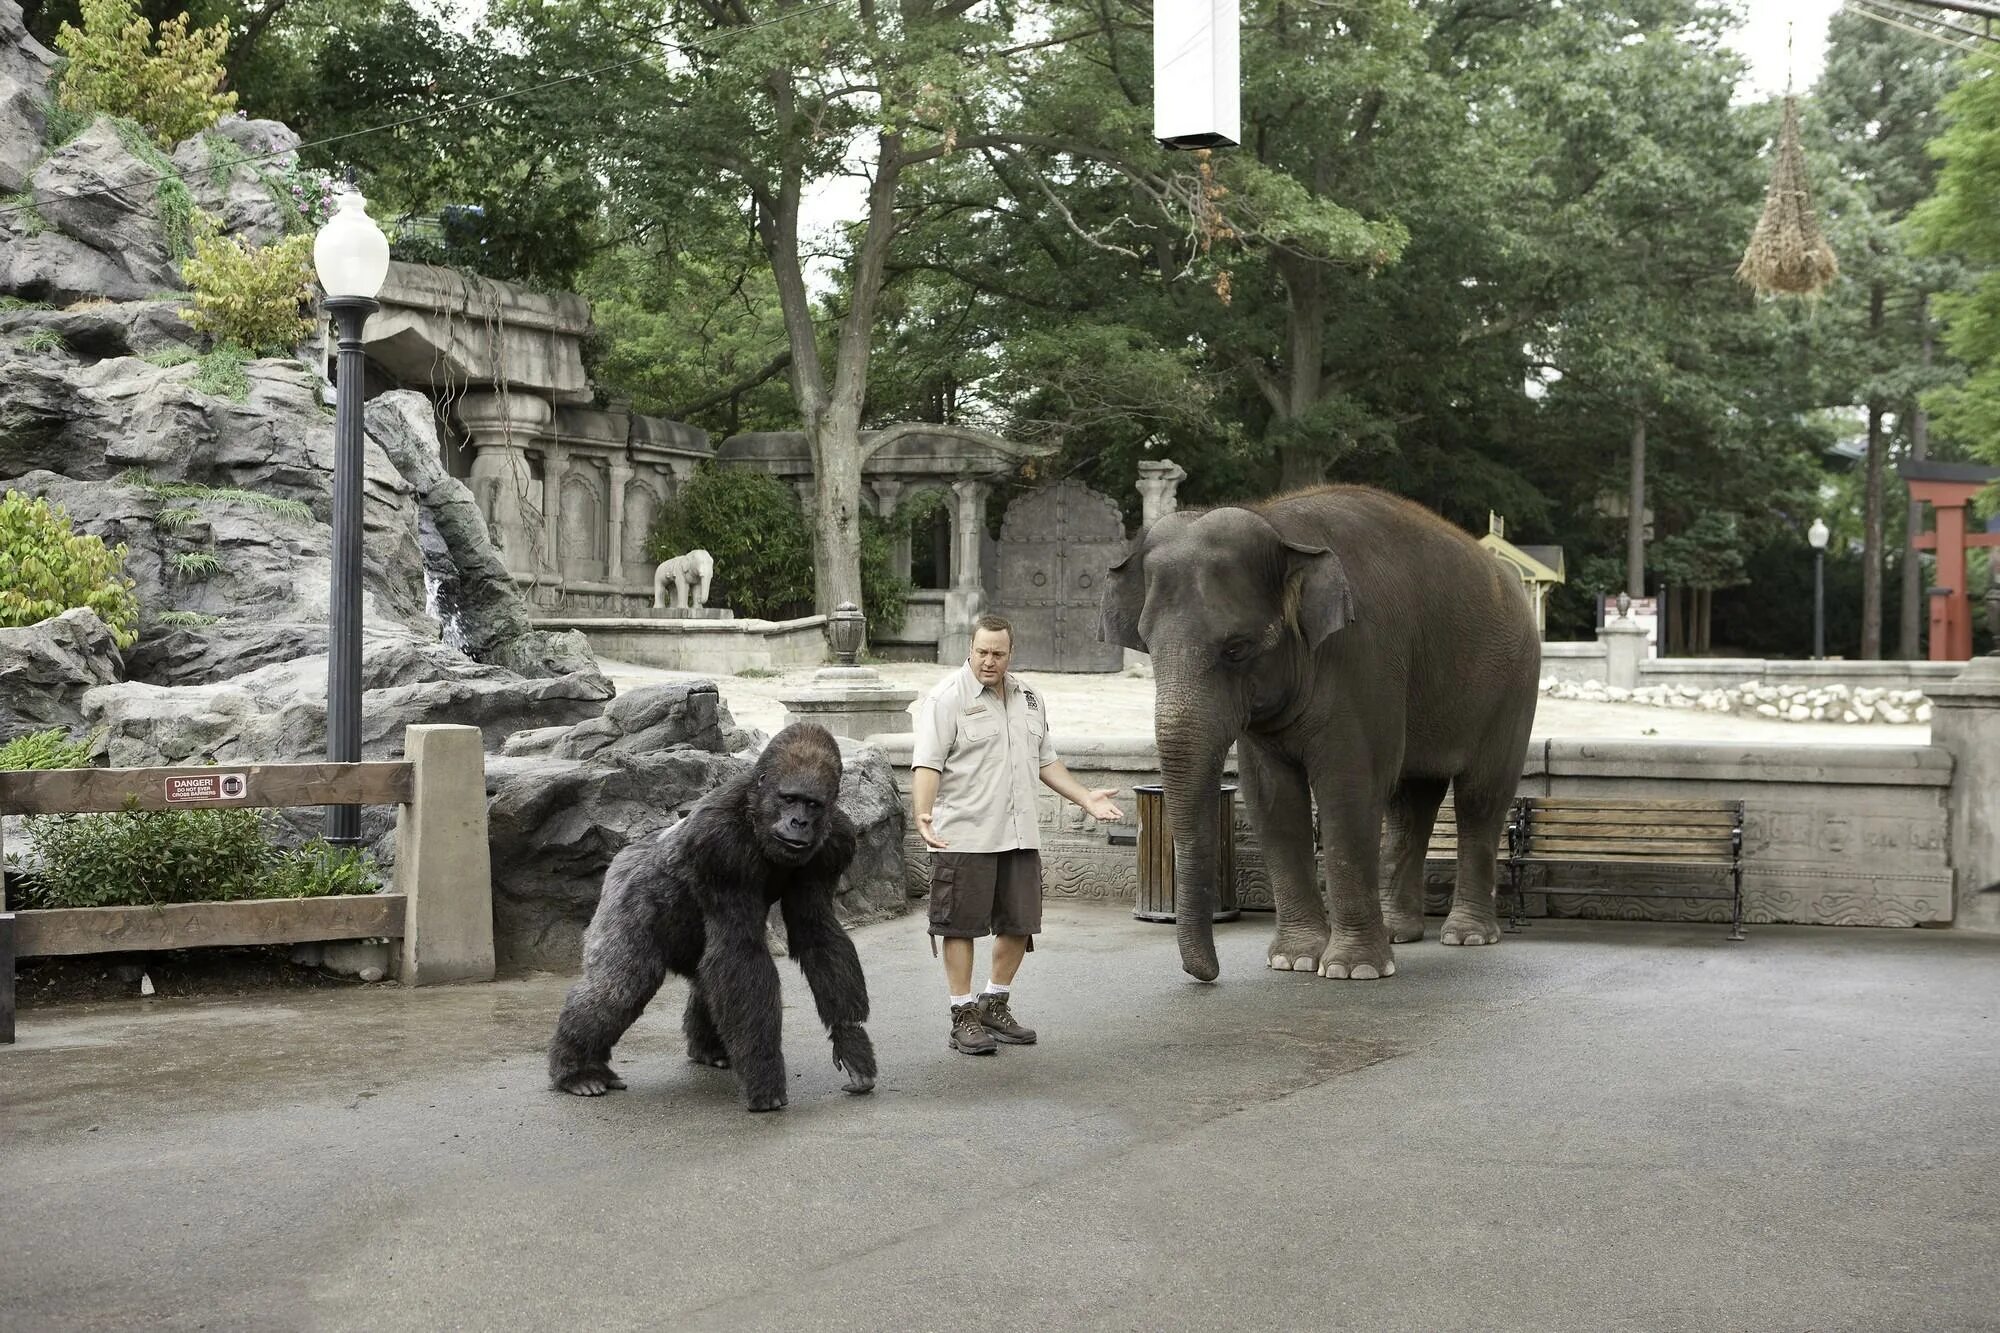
[1757,703,1780,718]
[1842,710,1859,723]
[1916,703,1932,723]
[1786,705,1811,721]
[1881,706,1910,725]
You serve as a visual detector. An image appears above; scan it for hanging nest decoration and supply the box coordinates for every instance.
[1737,95,1838,297]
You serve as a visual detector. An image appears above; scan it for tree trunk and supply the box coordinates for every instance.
[1898,293,1932,660]
[1273,254,1328,492]
[1626,412,1647,599]
[1696,587,1712,655]
[1862,280,1886,660]
[1863,401,1886,660]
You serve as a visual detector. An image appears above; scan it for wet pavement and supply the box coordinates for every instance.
[4,905,1997,1331]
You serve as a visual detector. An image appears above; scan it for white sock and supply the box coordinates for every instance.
[950,993,975,1007]
[983,982,1010,996]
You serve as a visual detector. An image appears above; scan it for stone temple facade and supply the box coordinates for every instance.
[347,263,1182,666]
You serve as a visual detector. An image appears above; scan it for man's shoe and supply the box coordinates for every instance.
[976,992,1037,1045]
[949,1002,997,1055]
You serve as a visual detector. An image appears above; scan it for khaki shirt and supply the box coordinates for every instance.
[911,664,1057,852]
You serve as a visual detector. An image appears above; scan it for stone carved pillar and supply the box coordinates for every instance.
[871,478,909,582]
[1135,458,1187,531]
[541,441,564,588]
[1930,657,2000,934]
[941,478,989,663]
[607,459,632,586]
[457,391,552,580]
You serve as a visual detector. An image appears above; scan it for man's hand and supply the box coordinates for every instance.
[917,811,950,849]
[1082,789,1124,822]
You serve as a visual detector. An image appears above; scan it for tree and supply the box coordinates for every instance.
[1814,10,1968,658]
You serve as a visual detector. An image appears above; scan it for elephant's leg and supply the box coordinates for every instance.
[1241,743,1329,972]
[1441,780,1510,947]
[1382,777,1448,944]
[1310,766,1396,981]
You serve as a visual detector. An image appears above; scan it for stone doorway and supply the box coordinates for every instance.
[995,480,1126,673]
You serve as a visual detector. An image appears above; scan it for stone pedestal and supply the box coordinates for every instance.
[1928,656,2000,933]
[1599,620,1648,690]
[777,666,920,741]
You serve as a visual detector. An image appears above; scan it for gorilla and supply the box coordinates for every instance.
[547,722,877,1111]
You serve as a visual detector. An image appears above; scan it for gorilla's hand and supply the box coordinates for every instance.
[831,1022,876,1094]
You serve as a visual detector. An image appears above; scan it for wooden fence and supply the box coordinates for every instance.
[0,724,493,1043]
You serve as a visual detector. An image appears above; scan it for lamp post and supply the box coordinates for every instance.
[1808,518,1830,661]
[313,189,390,846]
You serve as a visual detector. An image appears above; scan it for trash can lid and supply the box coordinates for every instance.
[1131,783,1239,795]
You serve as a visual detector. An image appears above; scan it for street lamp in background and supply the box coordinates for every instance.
[1808,518,1830,661]
[313,189,389,846]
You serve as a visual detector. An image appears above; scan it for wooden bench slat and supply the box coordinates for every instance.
[0,762,413,815]
[1527,798,1740,813]
[1524,827,1738,845]
[1524,838,1734,858]
[12,893,406,956]
[1518,852,1737,867]
[1529,810,1738,830]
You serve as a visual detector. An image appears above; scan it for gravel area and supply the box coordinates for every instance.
[599,658,1933,747]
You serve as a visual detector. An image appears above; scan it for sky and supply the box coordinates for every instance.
[1725,1,1846,100]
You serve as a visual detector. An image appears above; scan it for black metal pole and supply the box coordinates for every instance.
[1813,549,1826,661]
[324,296,377,847]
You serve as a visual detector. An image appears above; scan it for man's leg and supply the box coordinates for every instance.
[931,853,997,1055]
[989,934,1027,986]
[977,851,1041,1045]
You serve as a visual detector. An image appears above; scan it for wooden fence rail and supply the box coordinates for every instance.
[0,725,493,1045]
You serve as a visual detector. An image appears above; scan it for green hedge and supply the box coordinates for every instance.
[644,465,909,633]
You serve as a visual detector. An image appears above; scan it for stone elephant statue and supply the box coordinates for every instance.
[653,549,715,610]
[1099,485,1541,983]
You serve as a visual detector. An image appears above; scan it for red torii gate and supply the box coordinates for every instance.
[1900,460,2000,662]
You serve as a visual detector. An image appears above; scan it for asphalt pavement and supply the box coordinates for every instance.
[4,906,1997,1331]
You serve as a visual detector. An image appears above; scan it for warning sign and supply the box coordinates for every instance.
[164,772,249,803]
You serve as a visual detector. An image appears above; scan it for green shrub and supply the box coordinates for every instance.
[2,194,47,236]
[155,505,199,531]
[54,0,236,149]
[19,810,380,909]
[0,727,96,771]
[0,490,139,647]
[20,328,65,354]
[187,343,251,400]
[169,549,219,578]
[120,470,312,522]
[644,465,910,632]
[179,219,314,356]
[143,345,197,369]
[156,609,220,628]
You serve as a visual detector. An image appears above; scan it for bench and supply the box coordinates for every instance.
[1506,797,1746,939]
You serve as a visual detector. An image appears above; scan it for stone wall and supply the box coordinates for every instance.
[534,613,832,675]
[872,736,1956,930]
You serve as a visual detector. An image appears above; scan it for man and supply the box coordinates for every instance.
[911,613,1124,1055]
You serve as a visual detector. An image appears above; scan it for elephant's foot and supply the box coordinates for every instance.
[1383,907,1426,944]
[1439,906,1501,947]
[1267,927,1331,973]
[1316,933,1397,980]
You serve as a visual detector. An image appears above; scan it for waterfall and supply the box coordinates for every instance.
[417,508,470,655]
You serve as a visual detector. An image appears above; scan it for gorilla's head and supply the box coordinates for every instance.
[751,723,843,866]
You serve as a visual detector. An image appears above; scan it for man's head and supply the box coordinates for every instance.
[968,613,1013,688]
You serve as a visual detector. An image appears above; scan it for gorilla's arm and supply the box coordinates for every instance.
[780,808,874,1090]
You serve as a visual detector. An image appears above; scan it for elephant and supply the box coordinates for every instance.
[653,548,715,611]
[1099,485,1541,983]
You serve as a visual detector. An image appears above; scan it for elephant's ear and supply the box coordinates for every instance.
[1282,541,1356,648]
[1098,511,1195,651]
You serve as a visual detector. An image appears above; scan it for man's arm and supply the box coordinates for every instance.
[1039,760,1124,822]
[912,765,948,849]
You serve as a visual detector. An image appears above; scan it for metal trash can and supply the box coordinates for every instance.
[1132,783,1240,923]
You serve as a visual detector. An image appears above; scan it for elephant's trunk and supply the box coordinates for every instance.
[1155,688,1233,982]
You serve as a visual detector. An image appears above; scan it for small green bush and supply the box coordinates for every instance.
[0,727,96,771]
[645,465,910,632]
[187,343,251,400]
[169,550,219,578]
[156,609,220,628]
[143,346,197,369]
[120,470,312,522]
[179,219,314,356]
[1,194,47,236]
[54,0,236,149]
[20,328,65,354]
[155,505,199,531]
[19,810,381,909]
[0,490,139,647]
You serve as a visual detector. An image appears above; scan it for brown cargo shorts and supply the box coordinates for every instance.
[927,849,1043,943]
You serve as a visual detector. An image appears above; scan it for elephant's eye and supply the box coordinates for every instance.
[1221,637,1256,663]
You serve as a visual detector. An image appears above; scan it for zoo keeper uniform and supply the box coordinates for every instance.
[912,661,1056,944]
